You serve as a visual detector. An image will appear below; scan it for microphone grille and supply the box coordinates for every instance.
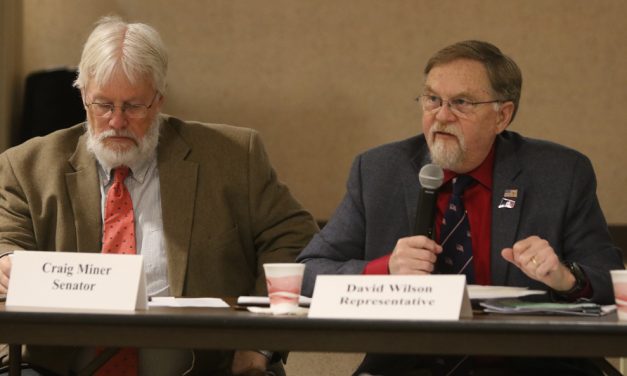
[418,164,444,190]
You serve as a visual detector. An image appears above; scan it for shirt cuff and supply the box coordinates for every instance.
[571,279,593,300]
[362,255,391,275]
[553,262,593,301]
[0,251,13,259]
[557,277,592,301]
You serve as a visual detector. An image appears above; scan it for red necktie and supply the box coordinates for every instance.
[102,166,136,254]
[96,166,138,376]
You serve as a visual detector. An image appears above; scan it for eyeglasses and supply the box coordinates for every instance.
[417,94,505,117]
[85,92,160,119]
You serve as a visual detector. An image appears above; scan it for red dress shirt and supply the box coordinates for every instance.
[363,147,496,286]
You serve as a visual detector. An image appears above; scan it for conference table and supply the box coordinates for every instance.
[2,300,627,375]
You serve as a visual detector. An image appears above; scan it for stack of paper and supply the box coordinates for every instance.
[467,285,546,300]
[149,297,229,308]
[479,298,612,316]
[236,295,311,307]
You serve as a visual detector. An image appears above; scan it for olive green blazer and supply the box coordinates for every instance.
[0,114,318,374]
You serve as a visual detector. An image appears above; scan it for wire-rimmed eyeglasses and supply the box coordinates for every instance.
[85,92,160,119]
[417,94,506,117]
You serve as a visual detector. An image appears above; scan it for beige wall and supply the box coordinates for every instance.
[0,0,22,151]
[10,0,627,224]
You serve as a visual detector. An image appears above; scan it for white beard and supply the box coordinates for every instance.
[428,122,466,171]
[86,118,160,170]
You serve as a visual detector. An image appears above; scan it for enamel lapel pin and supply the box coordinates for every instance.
[498,189,518,209]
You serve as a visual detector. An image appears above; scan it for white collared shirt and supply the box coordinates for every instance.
[97,154,169,297]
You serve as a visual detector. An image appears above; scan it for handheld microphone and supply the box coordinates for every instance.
[415,164,444,238]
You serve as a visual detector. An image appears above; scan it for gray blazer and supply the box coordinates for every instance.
[297,130,623,304]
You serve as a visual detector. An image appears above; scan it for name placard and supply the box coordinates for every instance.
[308,275,472,320]
[6,251,147,312]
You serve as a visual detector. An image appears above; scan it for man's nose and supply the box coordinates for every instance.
[107,107,128,129]
[434,101,457,122]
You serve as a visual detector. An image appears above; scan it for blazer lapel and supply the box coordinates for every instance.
[66,132,102,252]
[157,118,198,297]
[490,135,524,286]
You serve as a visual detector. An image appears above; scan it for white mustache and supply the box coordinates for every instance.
[429,122,462,140]
[95,129,140,143]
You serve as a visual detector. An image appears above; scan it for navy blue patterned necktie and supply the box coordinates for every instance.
[437,174,475,283]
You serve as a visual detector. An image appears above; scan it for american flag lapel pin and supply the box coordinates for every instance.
[498,189,518,209]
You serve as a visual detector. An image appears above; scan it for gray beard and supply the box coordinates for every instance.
[85,118,161,171]
[427,123,466,171]
[429,138,464,171]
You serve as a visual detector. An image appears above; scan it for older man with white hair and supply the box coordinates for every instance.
[0,16,317,376]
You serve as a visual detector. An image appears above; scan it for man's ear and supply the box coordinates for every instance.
[496,101,515,133]
[155,93,165,112]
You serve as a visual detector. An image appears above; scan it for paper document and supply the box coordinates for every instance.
[479,298,614,316]
[237,295,312,307]
[467,285,546,300]
[148,297,229,308]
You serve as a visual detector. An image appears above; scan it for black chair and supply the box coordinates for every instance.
[15,67,85,145]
